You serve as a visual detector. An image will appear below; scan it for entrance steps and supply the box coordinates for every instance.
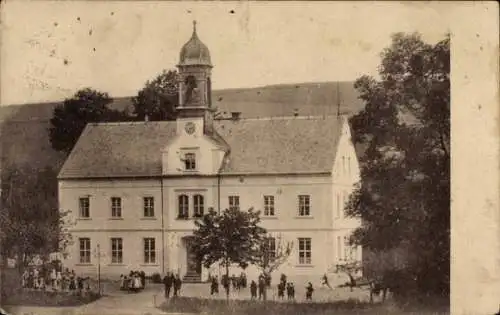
[183,272,202,283]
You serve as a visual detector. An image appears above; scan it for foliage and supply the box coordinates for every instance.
[0,165,74,271]
[132,69,179,121]
[191,208,267,298]
[254,234,293,276]
[49,88,132,154]
[345,32,450,295]
[151,272,163,284]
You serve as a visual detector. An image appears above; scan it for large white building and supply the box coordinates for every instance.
[58,22,362,283]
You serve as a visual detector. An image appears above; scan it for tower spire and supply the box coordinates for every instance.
[192,20,197,37]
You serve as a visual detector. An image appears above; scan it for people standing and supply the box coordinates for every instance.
[140,271,146,289]
[163,272,173,298]
[210,275,219,295]
[250,280,257,300]
[286,282,295,300]
[258,276,266,300]
[173,274,182,297]
[306,282,314,300]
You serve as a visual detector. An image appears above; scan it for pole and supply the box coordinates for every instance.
[97,243,101,294]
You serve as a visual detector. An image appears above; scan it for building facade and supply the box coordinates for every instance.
[58,22,362,283]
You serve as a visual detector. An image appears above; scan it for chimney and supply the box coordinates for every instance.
[231,112,241,120]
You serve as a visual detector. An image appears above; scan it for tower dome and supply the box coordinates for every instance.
[179,21,212,67]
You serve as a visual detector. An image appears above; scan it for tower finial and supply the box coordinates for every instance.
[193,20,197,35]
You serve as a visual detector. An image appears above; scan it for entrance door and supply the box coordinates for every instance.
[185,239,202,274]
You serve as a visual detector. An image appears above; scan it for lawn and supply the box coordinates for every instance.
[2,289,101,307]
[158,296,450,315]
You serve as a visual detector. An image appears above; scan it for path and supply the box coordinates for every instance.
[3,284,186,315]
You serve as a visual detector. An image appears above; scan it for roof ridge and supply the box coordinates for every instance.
[215,114,345,122]
[88,120,174,126]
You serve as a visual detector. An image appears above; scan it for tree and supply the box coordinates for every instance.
[132,69,179,121]
[0,165,74,272]
[345,32,450,296]
[255,234,293,281]
[49,88,131,154]
[191,208,267,299]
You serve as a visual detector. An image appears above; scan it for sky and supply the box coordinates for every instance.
[0,1,451,106]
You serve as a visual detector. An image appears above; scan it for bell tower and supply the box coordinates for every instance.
[176,21,214,125]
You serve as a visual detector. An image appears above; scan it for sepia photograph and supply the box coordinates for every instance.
[0,2,498,315]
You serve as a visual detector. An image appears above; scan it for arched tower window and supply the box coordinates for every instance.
[184,75,197,105]
[207,77,212,108]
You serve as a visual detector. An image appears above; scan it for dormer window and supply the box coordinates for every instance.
[184,153,196,171]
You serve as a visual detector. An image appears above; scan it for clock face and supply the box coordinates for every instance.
[185,122,196,135]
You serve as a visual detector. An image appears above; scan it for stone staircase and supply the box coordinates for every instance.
[183,272,202,283]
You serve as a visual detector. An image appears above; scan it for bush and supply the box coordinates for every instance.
[151,272,162,283]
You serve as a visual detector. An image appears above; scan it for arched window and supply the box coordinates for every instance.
[184,75,197,104]
[207,77,212,108]
[178,195,189,219]
[193,195,204,217]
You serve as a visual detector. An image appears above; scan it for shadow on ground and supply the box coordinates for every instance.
[158,296,449,315]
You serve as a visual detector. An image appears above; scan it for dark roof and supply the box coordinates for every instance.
[58,115,344,179]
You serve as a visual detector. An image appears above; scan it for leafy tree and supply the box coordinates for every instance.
[191,208,267,299]
[0,165,74,272]
[49,88,131,154]
[345,32,450,296]
[132,69,179,121]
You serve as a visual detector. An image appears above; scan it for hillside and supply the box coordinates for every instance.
[0,81,365,178]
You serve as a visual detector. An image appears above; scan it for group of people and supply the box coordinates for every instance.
[120,271,146,292]
[162,272,183,298]
[21,267,91,295]
[209,272,248,295]
[207,272,317,301]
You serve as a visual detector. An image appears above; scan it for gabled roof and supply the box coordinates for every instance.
[58,115,345,179]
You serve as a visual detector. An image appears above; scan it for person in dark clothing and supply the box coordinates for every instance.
[250,280,257,300]
[173,274,182,297]
[258,277,266,300]
[163,272,173,298]
[140,271,146,289]
[306,282,314,300]
[221,274,229,293]
[210,276,219,295]
[322,273,332,289]
[277,281,285,299]
[286,282,295,300]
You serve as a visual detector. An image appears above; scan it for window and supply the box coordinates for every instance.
[144,238,156,264]
[79,197,90,218]
[342,156,346,175]
[298,238,312,265]
[184,153,196,170]
[228,196,240,211]
[178,195,189,219]
[344,236,351,261]
[193,195,204,217]
[111,238,123,264]
[143,197,155,218]
[336,193,341,218]
[111,197,122,218]
[348,157,352,175]
[337,236,342,261]
[263,195,275,216]
[298,195,311,216]
[79,238,91,264]
[266,237,276,259]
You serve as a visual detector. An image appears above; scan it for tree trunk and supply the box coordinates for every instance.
[225,263,230,300]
